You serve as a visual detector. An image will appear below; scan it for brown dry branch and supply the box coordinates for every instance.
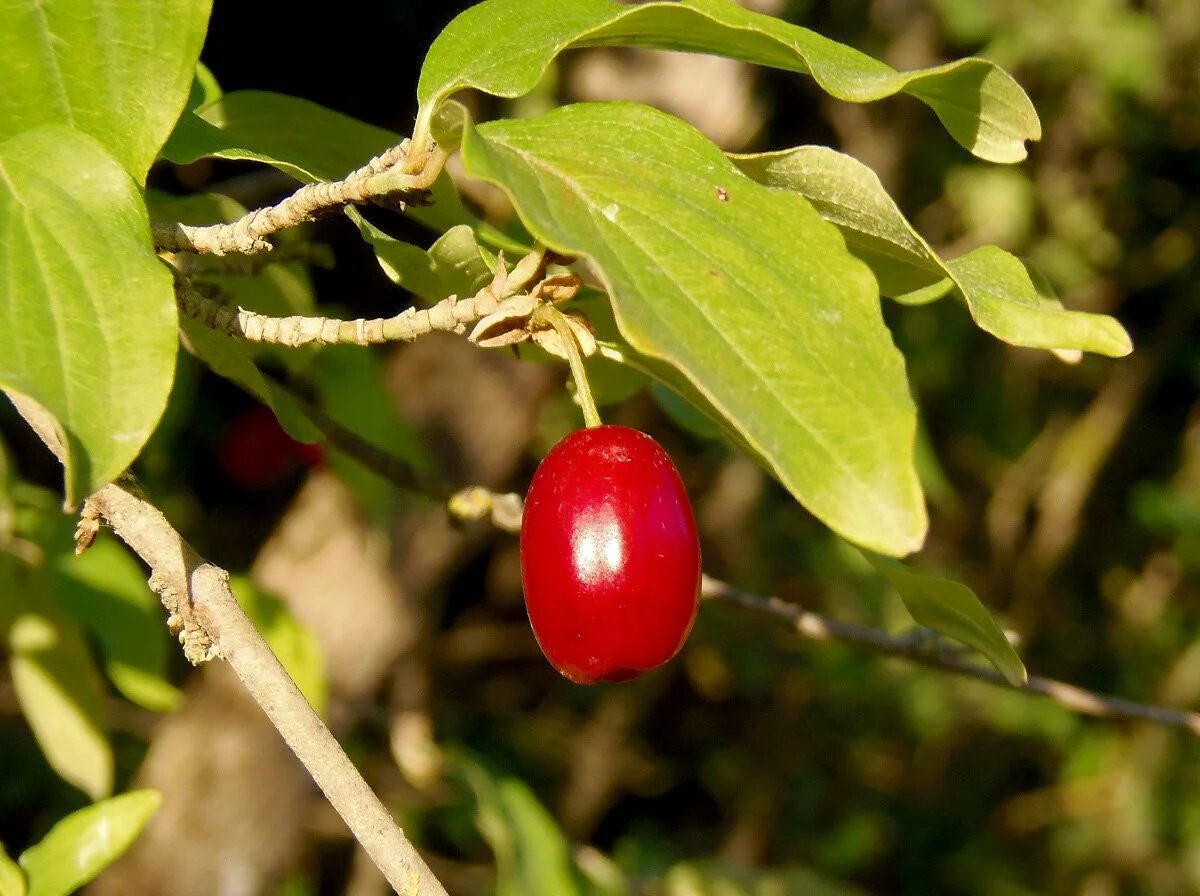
[152,141,445,256]
[5,393,448,896]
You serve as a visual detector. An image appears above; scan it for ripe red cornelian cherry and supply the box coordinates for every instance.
[520,425,701,684]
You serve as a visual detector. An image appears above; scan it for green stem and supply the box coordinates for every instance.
[541,306,602,428]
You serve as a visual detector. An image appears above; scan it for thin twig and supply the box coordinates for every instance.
[152,141,445,256]
[265,379,453,501]
[175,276,508,348]
[5,392,449,896]
[437,488,1200,735]
[701,576,1200,735]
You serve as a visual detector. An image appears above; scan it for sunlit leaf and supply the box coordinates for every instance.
[0,844,25,896]
[418,0,1040,163]
[18,790,161,896]
[53,536,181,713]
[732,146,1131,357]
[462,103,925,555]
[0,0,212,180]
[867,555,1027,686]
[9,600,112,799]
[0,126,178,506]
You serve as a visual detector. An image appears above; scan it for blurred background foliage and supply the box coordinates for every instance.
[1,1,1198,894]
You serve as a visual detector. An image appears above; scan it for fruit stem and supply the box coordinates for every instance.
[540,305,603,428]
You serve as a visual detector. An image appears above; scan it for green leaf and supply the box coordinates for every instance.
[0,126,178,507]
[732,146,1132,357]
[457,757,585,896]
[18,790,161,896]
[462,103,925,555]
[190,62,223,112]
[0,0,212,180]
[352,215,496,302]
[418,0,1040,163]
[230,577,328,716]
[944,246,1131,357]
[9,604,112,799]
[53,536,181,713]
[867,554,1027,686]
[178,317,320,444]
[0,843,25,896]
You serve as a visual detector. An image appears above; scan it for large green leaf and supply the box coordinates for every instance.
[0,0,212,180]
[462,103,925,555]
[867,555,1026,686]
[19,790,161,896]
[417,0,1040,163]
[54,536,182,713]
[0,126,177,506]
[732,146,1132,357]
[9,605,112,799]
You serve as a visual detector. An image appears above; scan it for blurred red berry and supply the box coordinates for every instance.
[217,405,323,489]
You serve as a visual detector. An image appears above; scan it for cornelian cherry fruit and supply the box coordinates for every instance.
[217,405,324,490]
[520,425,701,684]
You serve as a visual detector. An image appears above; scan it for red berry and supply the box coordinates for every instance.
[217,405,322,489]
[520,425,701,684]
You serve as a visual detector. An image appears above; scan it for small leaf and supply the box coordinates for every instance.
[53,536,181,713]
[461,103,925,556]
[0,843,25,896]
[352,213,503,302]
[418,0,1040,163]
[0,127,178,506]
[427,226,497,299]
[230,577,328,716]
[733,146,1131,357]
[0,0,212,180]
[457,757,585,896]
[9,602,113,799]
[867,554,1027,686]
[18,790,161,896]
